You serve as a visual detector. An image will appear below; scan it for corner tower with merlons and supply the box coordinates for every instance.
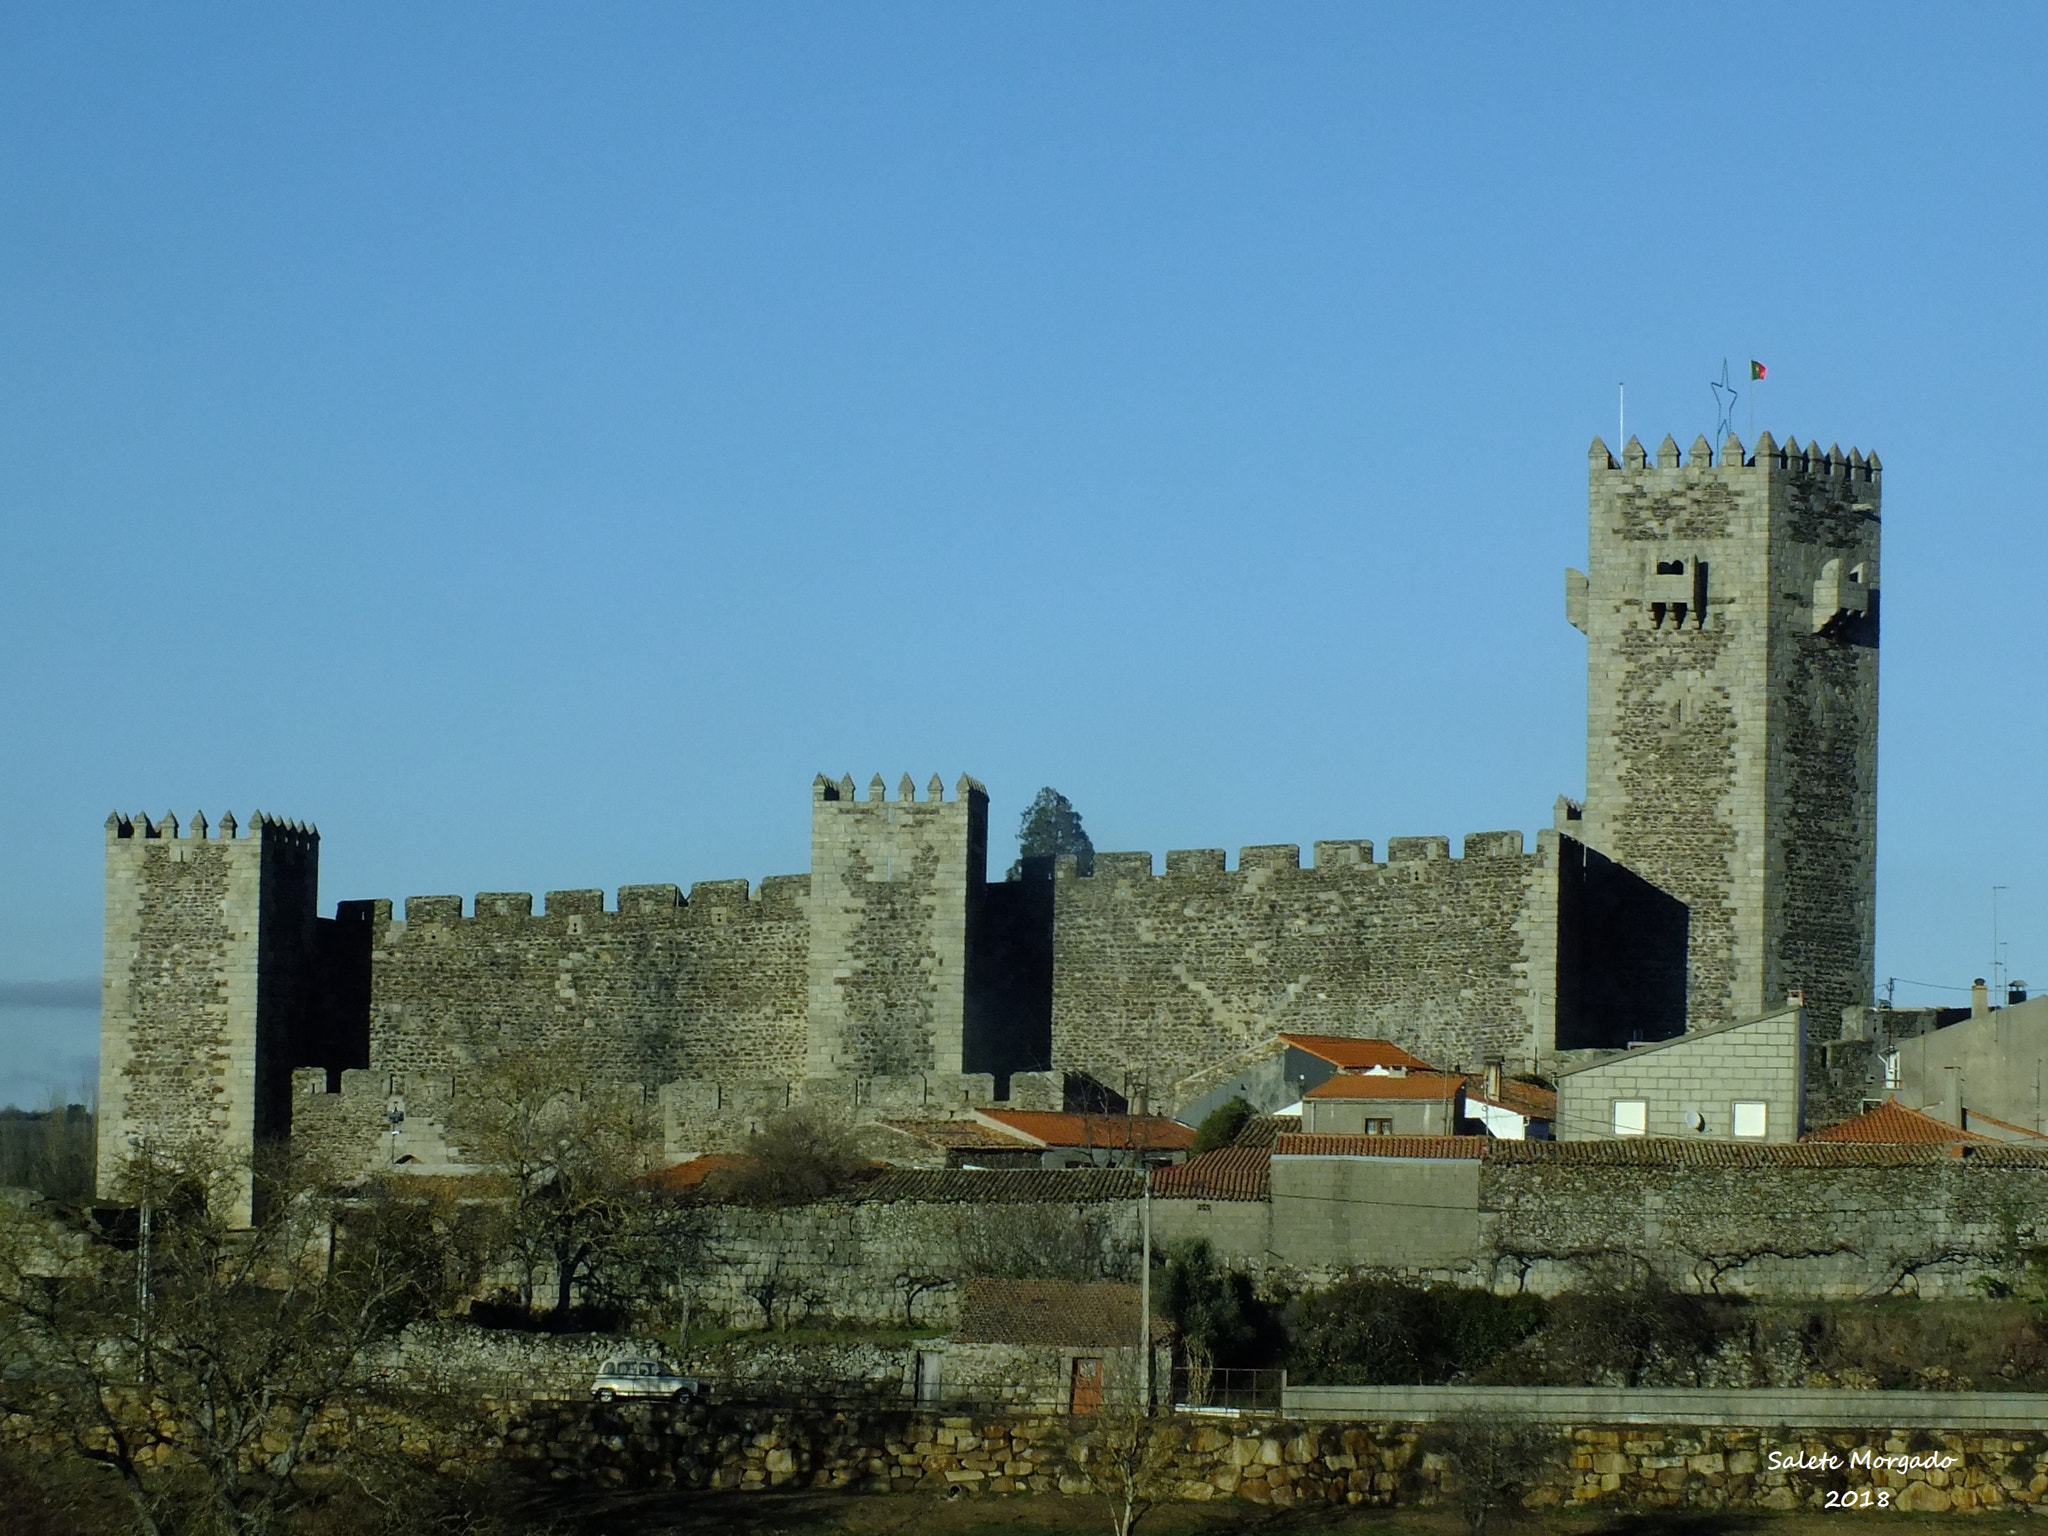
[1568,431,1880,1035]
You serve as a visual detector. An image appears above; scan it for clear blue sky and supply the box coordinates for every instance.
[4,4,2044,1106]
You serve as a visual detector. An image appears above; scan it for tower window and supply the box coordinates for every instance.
[1656,559,1686,575]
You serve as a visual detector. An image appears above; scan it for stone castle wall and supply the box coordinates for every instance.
[806,774,988,1080]
[1767,444,1881,1039]
[97,812,321,1222]
[365,879,811,1092]
[1050,832,1564,1106]
[1578,433,1879,1036]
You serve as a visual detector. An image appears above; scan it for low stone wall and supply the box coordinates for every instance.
[9,1381,2045,1515]
[403,1402,2048,1514]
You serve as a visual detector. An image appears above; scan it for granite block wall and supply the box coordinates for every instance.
[1049,831,1566,1108]
[679,1192,1141,1328]
[366,877,811,1093]
[1577,433,1878,1039]
[97,811,322,1223]
[805,773,988,1081]
[1480,1148,2048,1300]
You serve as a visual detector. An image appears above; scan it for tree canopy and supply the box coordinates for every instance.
[1009,786,1093,879]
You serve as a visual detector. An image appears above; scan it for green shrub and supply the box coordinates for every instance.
[1158,1239,1280,1367]
[1285,1277,1544,1385]
[1191,1097,1254,1154]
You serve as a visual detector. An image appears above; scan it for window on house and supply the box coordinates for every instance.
[1732,1102,1768,1138]
[1612,1100,1647,1136]
[1882,1052,1901,1089]
[1364,1118,1393,1135]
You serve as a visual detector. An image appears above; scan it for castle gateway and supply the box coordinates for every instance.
[98,432,1879,1218]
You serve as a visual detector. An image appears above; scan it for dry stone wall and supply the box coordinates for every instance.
[19,1391,2036,1516]
[679,1185,1141,1329]
[1480,1146,2048,1300]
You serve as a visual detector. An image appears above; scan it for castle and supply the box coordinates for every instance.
[97,431,1881,1220]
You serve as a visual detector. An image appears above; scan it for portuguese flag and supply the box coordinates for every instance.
[1750,360,1768,381]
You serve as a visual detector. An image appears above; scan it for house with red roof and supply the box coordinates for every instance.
[1298,1068,1465,1135]
[969,1107,1195,1169]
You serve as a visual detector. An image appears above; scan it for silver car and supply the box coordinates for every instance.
[591,1357,700,1403]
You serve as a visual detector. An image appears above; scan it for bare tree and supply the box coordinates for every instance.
[1428,1412,1561,1535]
[893,1269,953,1328]
[0,1141,459,1536]
[446,1053,672,1318]
[951,1204,1124,1283]
[1078,1400,1180,1536]
[704,1102,870,1207]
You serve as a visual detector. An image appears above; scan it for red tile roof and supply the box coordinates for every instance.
[1480,1138,2048,1167]
[1302,1072,1464,1101]
[1463,1075,1557,1119]
[1279,1033,1435,1072]
[879,1118,1038,1151]
[975,1109,1195,1150]
[1804,1097,1991,1145]
[954,1278,1141,1347]
[1232,1113,1300,1148]
[1276,1133,1491,1159]
[639,1154,751,1191]
[1149,1146,1272,1201]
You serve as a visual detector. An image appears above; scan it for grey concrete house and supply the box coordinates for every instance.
[1553,1005,1804,1143]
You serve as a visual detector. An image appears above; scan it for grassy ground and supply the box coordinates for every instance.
[519,1490,2047,1536]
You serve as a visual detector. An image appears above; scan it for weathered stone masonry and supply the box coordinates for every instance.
[99,429,1883,1201]
[99,811,324,1223]
[1052,829,1690,1107]
[1575,432,1878,1039]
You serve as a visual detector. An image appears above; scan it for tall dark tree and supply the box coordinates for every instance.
[1009,786,1094,879]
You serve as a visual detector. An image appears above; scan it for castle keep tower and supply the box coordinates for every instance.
[805,773,989,1079]
[99,811,322,1224]
[1569,432,1879,1032]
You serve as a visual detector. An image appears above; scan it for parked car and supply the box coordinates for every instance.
[591,1358,700,1403]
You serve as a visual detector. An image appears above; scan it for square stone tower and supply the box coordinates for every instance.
[805,772,989,1079]
[1568,431,1879,1032]
[98,811,321,1224]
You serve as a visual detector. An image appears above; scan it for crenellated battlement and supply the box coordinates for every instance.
[392,873,813,928]
[1062,829,1540,884]
[103,808,315,844]
[1590,432,1881,483]
[812,770,984,805]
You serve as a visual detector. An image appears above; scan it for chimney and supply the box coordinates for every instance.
[1484,1059,1503,1100]
[1942,1065,1963,1129]
[1972,979,1990,1019]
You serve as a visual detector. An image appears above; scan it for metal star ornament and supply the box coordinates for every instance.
[1709,359,1740,444]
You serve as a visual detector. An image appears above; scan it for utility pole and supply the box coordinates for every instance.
[127,1134,152,1379]
[1138,1172,1152,1413]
